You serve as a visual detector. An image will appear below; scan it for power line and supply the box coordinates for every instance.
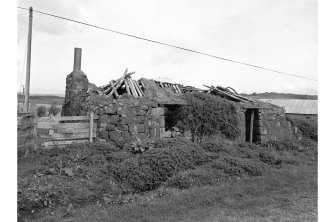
[17,6,317,82]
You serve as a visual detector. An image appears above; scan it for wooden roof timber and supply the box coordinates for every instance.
[100,68,144,98]
[203,85,254,103]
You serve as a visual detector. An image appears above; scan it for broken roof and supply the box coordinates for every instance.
[94,68,288,110]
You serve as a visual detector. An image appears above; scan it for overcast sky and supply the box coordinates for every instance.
[17,0,317,95]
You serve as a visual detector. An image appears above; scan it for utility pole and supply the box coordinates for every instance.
[24,7,33,112]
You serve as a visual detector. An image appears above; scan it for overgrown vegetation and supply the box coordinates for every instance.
[48,103,61,116]
[37,105,47,117]
[18,136,317,221]
[174,92,240,142]
[286,115,318,141]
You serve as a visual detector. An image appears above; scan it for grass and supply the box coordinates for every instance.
[18,138,317,221]
[33,165,317,222]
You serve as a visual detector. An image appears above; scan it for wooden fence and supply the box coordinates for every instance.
[17,112,37,158]
[37,113,98,148]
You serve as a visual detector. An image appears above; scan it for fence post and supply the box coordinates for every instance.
[32,112,37,151]
[89,112,94,142]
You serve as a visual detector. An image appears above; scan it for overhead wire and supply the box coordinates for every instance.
[17,6,317,82]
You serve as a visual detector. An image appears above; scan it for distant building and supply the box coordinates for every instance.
[260,99,318,120]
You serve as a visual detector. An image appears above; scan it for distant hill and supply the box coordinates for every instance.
[17,92,317,105]
[17,94,64,105]
[240,92,318,100]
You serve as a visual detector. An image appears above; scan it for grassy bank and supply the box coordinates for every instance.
[18,138,317,221]
[37,165,316,222]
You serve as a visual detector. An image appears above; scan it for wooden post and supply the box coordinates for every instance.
[24,7,33,112]
[124,79,131,95]
[32,113,37,151]
[89,112,94,142]
[249,110,254,143]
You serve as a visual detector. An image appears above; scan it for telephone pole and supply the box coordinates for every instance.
[24,7,33,112]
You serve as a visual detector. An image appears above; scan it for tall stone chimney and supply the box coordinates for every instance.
[61,48,89,116]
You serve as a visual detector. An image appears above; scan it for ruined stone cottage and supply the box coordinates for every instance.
[62,48,293,144]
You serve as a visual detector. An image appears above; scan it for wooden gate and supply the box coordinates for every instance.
[17,112,37,158]
[37,113,98,148]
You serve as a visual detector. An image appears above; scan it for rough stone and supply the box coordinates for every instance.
[149,120,159,128]
[140,105,149,111]
[117,124,129,132]
[149,128,157,138]
[137,116,144,124]
[109,115,119,124]
[109,131,122,141]
[158,116,165,127]
[98,130,109,140]
[128,124,135,133]
[138,133,146,140]
[137,110,147,116]
[106,124,116,131]
[121,131,131,139]
[105,106,117,114]
[99,122,107,129]
[120,116,135,124]
[163,131,172,138]
[100,114,108,123]
[117,107,129,116]
[159,128,165,138]
[136,124,145,133]
[144,127,149,134]
[151,107,164,116]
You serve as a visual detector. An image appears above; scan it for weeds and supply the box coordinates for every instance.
[17,137,317,221]
[174,92,240,142]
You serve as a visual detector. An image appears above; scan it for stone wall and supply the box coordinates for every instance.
[85,95,166,142]
[235,106,293,143]
[61,71,293,144]
[258,107,293,142]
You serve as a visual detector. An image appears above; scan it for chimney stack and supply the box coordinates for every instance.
[62,47,89,116]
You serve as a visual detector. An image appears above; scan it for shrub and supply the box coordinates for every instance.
[66,141,121,156]
[106,151,130,163]
[261,140,301,151]
[208,156,266,177]
[286,116,318,141]
[174,92,240,142]
[200,142,228,153]
[295,119,318,141]
[37,105,47,117]
[48,103,61,116]
[109,142,210,193]
[108,158,150,193]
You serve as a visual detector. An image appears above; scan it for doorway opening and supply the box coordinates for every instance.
[245,108,260,143]
[164,104,180,130]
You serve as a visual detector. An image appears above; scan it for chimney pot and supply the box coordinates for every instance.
[73,48,82,71]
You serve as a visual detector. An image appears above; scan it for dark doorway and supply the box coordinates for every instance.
[164,104,180,130]
[245,109,260,143]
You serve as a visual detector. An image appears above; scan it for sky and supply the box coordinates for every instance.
[17,0,317,96]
